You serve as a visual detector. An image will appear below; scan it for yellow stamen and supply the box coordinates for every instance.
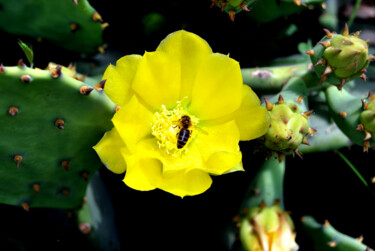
[151,101,198,156]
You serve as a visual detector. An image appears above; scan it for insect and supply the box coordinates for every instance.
[177,115,192,149]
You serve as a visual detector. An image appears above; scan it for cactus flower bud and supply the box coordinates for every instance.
[308,24,374,89]
[359,96,375,141]
[239,204,299,251]
[264,98,310,153]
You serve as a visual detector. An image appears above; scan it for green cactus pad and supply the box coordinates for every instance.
[0,65,115,209]
[325,85,374,149]
[301,215,374,251]
[0,0,105,54]
[359,97,375,141]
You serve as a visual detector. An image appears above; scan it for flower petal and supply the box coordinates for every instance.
[189,53,243,120]
[194,120,242,175]
[160,169,212,198]
[156,30,213,100]
[93,127,127,174]
[122,150,163,191]
[112,95,153,153]
[102,54,142,106]
[233,85,270,140]
[132,51,181,110]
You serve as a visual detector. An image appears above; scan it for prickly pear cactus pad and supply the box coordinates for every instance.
[0,0,106,54]
[307,24,375,89]
[0,65,115,209]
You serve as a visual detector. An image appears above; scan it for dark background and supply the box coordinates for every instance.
[0,0,374,250]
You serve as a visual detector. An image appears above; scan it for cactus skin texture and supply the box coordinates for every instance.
[359,93,375,141]
[301,215,374,251]
[210,0,256,21]
[325,85,374,152]
[0,0,106,54]
[263,77,314,158]
[307,24,375,90]
[0,64,115,209]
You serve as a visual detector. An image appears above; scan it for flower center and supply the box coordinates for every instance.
[151,101,198,155]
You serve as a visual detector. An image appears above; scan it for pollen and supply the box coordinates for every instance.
[151,101,198,155]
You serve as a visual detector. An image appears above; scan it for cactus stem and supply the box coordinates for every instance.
[21,202,29,211]
[302,110,313,119]
[228,10,235,22]
[0,64,5,73]
[363,141,370,152]
[61,160,69,171]
[79,86,94,95]
[305,49,315,56]
[323,28,334,39]
[308,127,317,135]
[55,119,65,130]
[20,74,32,83]
[339,111,347,118]
[278,94,285,104]
[14,155,23,168]
[32,184,40,194]
[240,1,250,11]
[364,130,372,140]
[18,59,25,68]
[92,12,103,23]
[8,106,19,116]
[318,41,331,48]
[342,23,350,37]
[50,65,62,78]
[327,241,337,247]
[264,98,274,111]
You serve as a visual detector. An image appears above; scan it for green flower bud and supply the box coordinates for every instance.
[264,97,310,152]
[307,24,375,89]
[359,95,375,141]
[239,203,298,251]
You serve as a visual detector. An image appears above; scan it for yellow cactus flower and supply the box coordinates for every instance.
[93,30,269,197]
[240,204,299,251]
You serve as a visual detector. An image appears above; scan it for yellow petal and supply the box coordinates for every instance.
[132,51,181,110]
[234,85,270,140]
[122,150,163,191]
[156,30,213,100]
[122,139,212,197]
[194,120,242,175]
[160,169,212,197]
[189,53,243,120]
[93,127,127,174]
[112,95,154,153]
[102,54,142,106]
